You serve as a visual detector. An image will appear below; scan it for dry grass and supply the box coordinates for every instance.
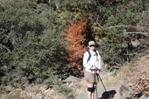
[71,78,86,96]
[0,89,22,99]
[0,84,66,99]
[127,67,149,96]
[117,53,149,81]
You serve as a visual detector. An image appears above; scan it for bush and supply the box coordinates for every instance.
[97,0,143,67]
[0,0,68,86]
[65,19,88,67]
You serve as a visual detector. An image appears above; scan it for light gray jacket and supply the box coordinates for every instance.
[83,49,102,73]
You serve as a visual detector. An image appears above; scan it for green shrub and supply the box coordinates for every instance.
[0,0,68,86]
[97,0,143,67]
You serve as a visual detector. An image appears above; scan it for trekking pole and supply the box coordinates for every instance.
[98,74,107,91]
[95,73,98,99]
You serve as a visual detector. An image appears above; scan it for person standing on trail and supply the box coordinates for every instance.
[83,41,102,99]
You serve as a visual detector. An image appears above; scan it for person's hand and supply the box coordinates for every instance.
[96,69,100,74]
[90,65,97,70]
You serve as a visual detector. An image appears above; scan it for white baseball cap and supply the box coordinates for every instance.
[88,41,96,46]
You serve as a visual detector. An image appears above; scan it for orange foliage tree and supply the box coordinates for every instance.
[65,19,88,67]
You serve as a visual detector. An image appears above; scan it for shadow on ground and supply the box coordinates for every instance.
[99,90,116,99]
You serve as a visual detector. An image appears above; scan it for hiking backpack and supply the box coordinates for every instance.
[86,49,98,63]
[80,49,98,70]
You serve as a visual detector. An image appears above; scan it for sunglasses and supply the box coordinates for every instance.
[89,45,96,47]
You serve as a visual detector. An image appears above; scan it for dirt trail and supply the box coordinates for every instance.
[75,71,123,99]
[75,53,149,99]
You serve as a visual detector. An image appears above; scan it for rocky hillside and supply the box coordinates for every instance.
[0,52,148,99]
[119,51,149,99]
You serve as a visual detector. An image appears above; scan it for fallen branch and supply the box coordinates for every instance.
[125,32,149,37]
[105,25,135,29]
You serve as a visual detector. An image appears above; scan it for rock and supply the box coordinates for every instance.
[34,93,44,99]
[119,85,135,99]
[139,95,148,99]
[131,39,141,47]
[107,70,117,76]
[120,66,149,99]
[63,76,80,83]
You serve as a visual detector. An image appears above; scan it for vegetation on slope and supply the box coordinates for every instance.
[0,0,148,98]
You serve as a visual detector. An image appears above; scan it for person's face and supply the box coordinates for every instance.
[89,45,96,50]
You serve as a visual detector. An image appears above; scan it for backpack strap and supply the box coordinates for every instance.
[86,49,91,63]
[94,50,98,56]
[86,49,98,63]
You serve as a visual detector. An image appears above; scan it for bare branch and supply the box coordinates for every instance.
[0,44,11,53]
[126,32,149,37]
[105,25,135,29]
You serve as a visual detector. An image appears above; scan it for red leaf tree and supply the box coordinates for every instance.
[65,19,88,67]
